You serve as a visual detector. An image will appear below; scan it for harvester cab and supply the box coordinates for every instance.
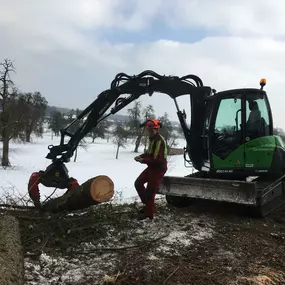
[189,77,284,177]
[28,71,285,217]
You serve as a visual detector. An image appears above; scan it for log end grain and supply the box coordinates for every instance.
[90,175,114,203]
[41,175,115,213]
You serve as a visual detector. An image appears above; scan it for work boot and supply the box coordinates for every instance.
[138,205,146,214]
[137,212,153,221]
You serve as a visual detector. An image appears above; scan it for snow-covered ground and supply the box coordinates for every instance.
[22,202,216,284]
[0,132,193,203]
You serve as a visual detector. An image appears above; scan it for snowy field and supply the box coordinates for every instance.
[0,132,193,203]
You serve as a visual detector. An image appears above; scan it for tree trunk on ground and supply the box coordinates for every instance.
[2,136,10,167]
[0,215,24,285]
[134,134,142,153]
[41,175,114,213]
[116,145,120,159]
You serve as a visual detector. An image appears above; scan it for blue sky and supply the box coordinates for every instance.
[97,26,212,45]
[0,0,285,128]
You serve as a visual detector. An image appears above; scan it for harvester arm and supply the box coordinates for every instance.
[46,70,206,163]
[29,70,212,203]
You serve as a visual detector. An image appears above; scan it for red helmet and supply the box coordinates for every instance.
[145,119,161,129]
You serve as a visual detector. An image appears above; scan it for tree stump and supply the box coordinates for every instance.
[0,215,24,285]
[41,175,115,213]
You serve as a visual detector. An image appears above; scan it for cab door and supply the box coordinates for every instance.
[210,94,245,170]
[244,92,272,170]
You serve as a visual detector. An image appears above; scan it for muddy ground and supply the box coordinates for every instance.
[2,198,285,285]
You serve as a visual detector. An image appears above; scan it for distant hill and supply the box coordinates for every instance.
[46,105,72,116]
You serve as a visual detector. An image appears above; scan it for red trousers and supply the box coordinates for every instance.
[134,166,166,217]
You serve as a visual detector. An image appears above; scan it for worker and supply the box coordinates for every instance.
[247,101,262,138]
[134,119,168,221]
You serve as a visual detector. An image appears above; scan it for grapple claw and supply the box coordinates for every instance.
[28,172,41,208]
[28,169,79,208]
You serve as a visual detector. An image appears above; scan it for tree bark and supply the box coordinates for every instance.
[116,145,120,159]
[41,175,114,213]
[73,148,78,162]
[0,215,24,285]
[2,135,10,167]
[25,130,31,143]
[134,134,142,153]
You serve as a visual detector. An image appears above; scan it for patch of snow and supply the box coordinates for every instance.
[153,216,215,256]
[0,132,192,203]
[148,254,159,260]
[25,252,118,285]
[164,230,192,246]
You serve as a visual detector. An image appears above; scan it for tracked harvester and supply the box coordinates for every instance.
[28,71,285,217]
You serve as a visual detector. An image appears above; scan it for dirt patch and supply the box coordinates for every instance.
[1,198,285,285]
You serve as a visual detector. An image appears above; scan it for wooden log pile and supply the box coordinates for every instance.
[0,215,24,285]
[41,175,115,213]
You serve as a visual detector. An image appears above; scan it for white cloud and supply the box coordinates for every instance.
[0,0,285,129]
[167,0,285,37]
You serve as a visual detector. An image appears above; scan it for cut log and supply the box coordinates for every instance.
[41,175,114,213]
[0,215,24,285]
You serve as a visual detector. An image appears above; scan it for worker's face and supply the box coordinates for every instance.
[146,128,157,137]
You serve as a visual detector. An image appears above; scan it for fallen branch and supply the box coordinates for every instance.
[163,266,180,285]
[73,234,169,254]
[0,203,35,210]
[42,188,58,204]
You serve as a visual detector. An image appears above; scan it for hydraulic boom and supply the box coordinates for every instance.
[29,70,211,199]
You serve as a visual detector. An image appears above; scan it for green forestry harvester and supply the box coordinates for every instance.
[28,71,285,217]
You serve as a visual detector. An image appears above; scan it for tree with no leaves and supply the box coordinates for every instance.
[112,121,129,159]
[127,101,144,153]
[48,110,65,138]
[90,120,109,143]
[141,104,156,152]
[158,112,178,149]
[274,127,285,143]
[17,91,48,142]
[0,59,20,166]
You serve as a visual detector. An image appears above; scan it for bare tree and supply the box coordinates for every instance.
[112,122,129,159]
[90,120,109,143]
[141,104,156,152]
[0,59,19,166]
[158,112,178,149]
[18,92,48,142]
[127,101,144,153]
[73,138,88,162]
[273,127,285,143]
[48,111,65,137]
